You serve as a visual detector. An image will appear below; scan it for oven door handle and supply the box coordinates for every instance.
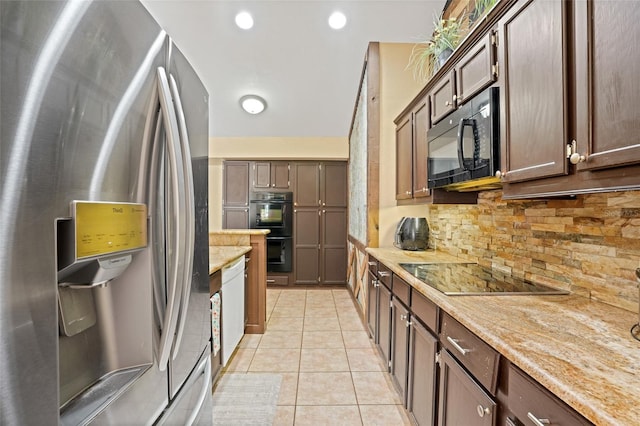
[457,118,478,171]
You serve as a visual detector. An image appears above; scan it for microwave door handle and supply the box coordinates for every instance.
[457,118,477,171]
[457,119,467,171]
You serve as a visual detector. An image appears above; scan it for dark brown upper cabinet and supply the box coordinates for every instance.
[395,96,430,202]
[499,0,640,198]
[574,1,640,172]
[456,32,496,106]
[253,161,290,190]
[395,114,414,200]
[431,31,497,126]
[430,70,457,125]
[497,0,569,184]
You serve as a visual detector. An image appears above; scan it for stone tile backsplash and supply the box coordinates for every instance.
[427,190,640,313]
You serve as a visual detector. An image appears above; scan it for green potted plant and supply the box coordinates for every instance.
[470,0,498,24]
[407,13,462,83]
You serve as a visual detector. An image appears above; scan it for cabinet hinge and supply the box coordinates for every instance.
[435,351,441,365]
[388,360,392,368]
[319,164,322,171]
[390,300,393,308]
[492,63,499,78]
[318,276,321,283]
[287,181,290,186]
[491,32,498,47]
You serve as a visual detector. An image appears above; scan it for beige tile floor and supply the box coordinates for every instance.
[217,288,412,425]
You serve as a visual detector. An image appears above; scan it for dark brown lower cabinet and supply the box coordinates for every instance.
[390,297,410,403]
[407,318,438,426]
[438,349,496,426]
[507,364,591,426]
[377,283,392,369]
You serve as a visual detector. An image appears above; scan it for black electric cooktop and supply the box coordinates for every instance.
[399,263,569,296]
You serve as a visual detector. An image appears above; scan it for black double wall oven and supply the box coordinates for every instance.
[249,191,292,272]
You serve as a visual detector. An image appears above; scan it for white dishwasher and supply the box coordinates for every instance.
[221,255,245,366]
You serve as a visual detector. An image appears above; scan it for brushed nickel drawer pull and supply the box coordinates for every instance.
[527,412,550,426]
[378,271,391,277]
[477,405,491,418]
[367,261,376,266]
[446,336,471,356]
[266,279,276,283]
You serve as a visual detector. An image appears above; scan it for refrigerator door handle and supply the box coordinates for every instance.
[149,114,167,335]
[156,66,187,371]
[185,354,211,426]
[168,74,195,359]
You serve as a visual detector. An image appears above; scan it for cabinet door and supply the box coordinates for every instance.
[293,163,320,207]
[456,32,496,106]
[575,1,640,171]
[294,207,320,284]
[320,208,347,285]
[407,319,438,426]
[498,0,569,183]
[390,298,409,404]
[321,162,347,207]
[366,270,378,340]
[377,283,392,370]
[223,161,249,206]
[412,100,430,198]
[253,162,271,189]
[396,115,413,200]
[430,70,456,125]
[222,208,249,229]
[438,349,496,426]
[271,162,290,189]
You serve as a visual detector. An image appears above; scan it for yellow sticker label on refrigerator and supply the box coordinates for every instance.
[74,202,147,259]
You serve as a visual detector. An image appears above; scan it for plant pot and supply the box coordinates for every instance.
[437,48,453,69]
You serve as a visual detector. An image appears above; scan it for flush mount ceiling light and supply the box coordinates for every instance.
[235,11,253,29]
[328,11,347,30]
[240,95,266,114]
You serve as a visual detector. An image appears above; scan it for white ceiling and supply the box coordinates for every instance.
[141,0,445,138]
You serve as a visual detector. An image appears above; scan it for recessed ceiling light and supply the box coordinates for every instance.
[240,95,266,114]
[328,11,347,30]
[235,11,253,30]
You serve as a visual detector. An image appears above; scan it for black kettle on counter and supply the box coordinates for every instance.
[394,217,430,251]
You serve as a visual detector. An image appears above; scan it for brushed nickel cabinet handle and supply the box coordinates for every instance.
[527,412,550,426]
[378,271,391,277]
[477,405,491,418]
[446,336,471,356]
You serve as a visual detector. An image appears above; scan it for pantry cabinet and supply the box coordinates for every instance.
[292,162,347,285]
[222,161,250,229]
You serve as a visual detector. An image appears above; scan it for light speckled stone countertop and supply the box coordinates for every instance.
[209,246,251,274]
[209,229,270,235]
[367,247,640,426]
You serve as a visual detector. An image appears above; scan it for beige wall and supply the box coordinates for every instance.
[210,137,348,160]
[208,136,348,230]
[377,43,430,246]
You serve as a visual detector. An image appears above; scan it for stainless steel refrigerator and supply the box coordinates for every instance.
[0,1,212,424]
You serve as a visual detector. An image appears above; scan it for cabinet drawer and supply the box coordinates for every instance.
[392,275,411,306]
[411,290,438,333]
[266,275,289,285]
[377,263,392,289]
[440,312,499,394]
[367,256,378,276]
[508,365,591,426]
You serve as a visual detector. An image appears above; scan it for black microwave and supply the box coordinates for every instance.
[427,86,500,190]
